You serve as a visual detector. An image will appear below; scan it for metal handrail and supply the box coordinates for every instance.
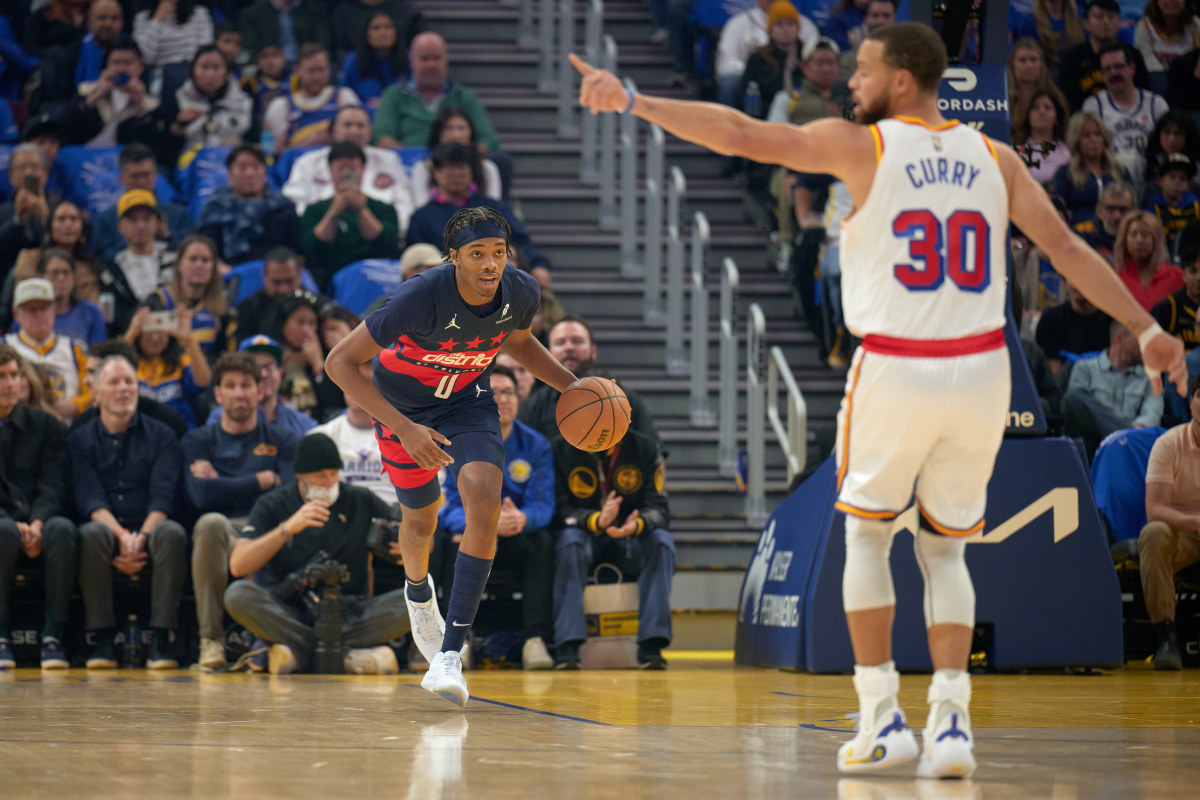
[717,258,740,476]
[689,211,715,427]
[537,0,556,92]
[746,304,767,527]
[556,0,579,138]
[516,0,536,49]
[619,77,640,276]
[578,0,603,183]
[767,346,807,483]
[664,167,687,375]
[642,125,665,325]
[597,35,619,229]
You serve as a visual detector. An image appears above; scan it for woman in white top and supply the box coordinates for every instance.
[132,0,214,68]
[171,45,252,165]
[1132,0,1200,71]
[1134,0,1200,71]
[1014,90,1070,185]
[409,106,502,207]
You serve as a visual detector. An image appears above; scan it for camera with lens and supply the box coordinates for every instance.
[300,551,350,674]
[367,517,401,562]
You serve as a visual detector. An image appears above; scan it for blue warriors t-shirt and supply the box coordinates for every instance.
[364,263,540,425]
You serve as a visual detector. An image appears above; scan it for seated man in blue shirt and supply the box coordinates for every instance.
[435,365,556,670]
[205,335,317,437]
[72,353,186,670]
[406,143,552,289]
[1062,320,1164,458]
[184,352,298,670]
[90,143,194,263]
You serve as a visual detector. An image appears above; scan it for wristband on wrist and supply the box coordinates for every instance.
[1138,322,1164,351]
[621,88,636,114]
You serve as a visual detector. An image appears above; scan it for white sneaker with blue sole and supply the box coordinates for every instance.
[917,671,976,779]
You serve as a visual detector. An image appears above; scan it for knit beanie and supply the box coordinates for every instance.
[767,1,801,31]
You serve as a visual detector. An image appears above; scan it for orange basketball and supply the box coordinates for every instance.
[556,376,632,452]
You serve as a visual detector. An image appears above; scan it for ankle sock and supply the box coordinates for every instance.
[405,574,432,603]
[440,552,492,653]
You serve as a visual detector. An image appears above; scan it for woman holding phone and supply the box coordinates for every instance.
[299,141,401,290]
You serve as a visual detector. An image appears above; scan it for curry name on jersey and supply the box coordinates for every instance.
[364,262,540,418]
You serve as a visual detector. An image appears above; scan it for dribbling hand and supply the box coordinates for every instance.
[569,53,631,115]
[399,422,454,471]
[1142,331,1187,397]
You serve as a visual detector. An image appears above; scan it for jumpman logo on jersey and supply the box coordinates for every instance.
[475,384,487,398]
[445,314,460,330]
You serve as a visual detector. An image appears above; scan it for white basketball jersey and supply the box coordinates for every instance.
[840,117,1009,340]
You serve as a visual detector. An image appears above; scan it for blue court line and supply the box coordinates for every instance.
[464,696,614,726]
[772,691,844,699]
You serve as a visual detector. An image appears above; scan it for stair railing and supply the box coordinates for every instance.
[537,0,556,92]
[746,303,767,527]
[619,77,641,277]
[515,0,536,49]
[718,257,740,477]
[556,0,579,138]
[597,35,619,229]
[579,0,603,183]
[689,211,715,427]
[643,124,665,326]
[767,346,807,485]
[664,166,687,376]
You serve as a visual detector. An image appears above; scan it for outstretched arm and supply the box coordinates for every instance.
[502,327,576,393]
[569,53,872,178]
[997,144,1185,395]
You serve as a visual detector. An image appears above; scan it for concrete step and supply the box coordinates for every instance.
[429,1,661,45]
[514,179,748,225]
[552,278,800,323]
[502,133,729,179]
[449,49,675,94]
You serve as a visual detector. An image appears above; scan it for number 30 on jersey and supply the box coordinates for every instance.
[892,209,991,292]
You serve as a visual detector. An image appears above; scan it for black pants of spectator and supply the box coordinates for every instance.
[438,528,554,643]
[224,581,411,671]
[78,521,187,631]
[1061,388,1133,460]
[0,517,77,637]
[791,229,828,354]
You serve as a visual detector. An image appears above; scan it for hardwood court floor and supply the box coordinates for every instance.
[2,654,1198,799]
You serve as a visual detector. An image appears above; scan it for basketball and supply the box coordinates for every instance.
[555,376,632,452]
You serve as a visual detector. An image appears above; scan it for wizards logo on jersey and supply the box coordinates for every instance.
[378,329,508,399]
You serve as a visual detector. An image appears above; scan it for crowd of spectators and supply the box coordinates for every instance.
[0,0,673,675]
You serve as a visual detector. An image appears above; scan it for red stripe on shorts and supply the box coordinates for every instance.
[860,329,1005,358]
[374,421,439,489]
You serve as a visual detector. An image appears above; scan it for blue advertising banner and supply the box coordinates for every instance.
[735,439,1123,672]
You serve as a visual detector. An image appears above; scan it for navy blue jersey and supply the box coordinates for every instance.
[365,263,540,422]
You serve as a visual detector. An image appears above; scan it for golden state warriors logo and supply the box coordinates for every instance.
[654,463,665,494]
[507,458,532,484]
[613,465,642,494]
[568,466,597,499]
[46,370,67,395]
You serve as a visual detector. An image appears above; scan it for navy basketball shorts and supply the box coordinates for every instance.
[374,408,505,509]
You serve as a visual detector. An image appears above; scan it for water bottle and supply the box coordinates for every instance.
[744,81,762,119]
[123,614,141,669]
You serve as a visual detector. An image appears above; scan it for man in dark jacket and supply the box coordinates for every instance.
[1055,0,1150,110]
[550,427,674,670]
[238,0,331,65]
[72,353,186,670]
[0,344,78,670]
[183,352,298,670]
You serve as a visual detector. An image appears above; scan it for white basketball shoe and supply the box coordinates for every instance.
[917,671,976,779]
[405,575,445,662]
[837,662,919,773]
[422,651,469,706]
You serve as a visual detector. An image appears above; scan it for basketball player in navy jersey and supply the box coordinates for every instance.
[326,207,578,705]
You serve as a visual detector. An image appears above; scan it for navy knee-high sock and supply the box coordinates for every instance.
[440,552,492,653]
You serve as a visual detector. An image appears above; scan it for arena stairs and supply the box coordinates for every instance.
[422,0,846,647]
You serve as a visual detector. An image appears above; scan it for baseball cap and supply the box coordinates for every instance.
[802,35,841,62]
[1161,153,1197,179]
[1086,0,1121,14]
[13,278,54,309]
[118,188,157,217]
[238,334,283,363]
[20,112,60,143]
[400,243,444,278]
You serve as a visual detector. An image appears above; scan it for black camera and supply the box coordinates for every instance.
[367,517,401,562]
[301,552,350,674]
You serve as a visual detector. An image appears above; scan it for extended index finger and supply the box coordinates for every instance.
[568,53,595,75]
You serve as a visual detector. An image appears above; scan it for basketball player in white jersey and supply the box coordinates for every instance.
[572,22,1185,780]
